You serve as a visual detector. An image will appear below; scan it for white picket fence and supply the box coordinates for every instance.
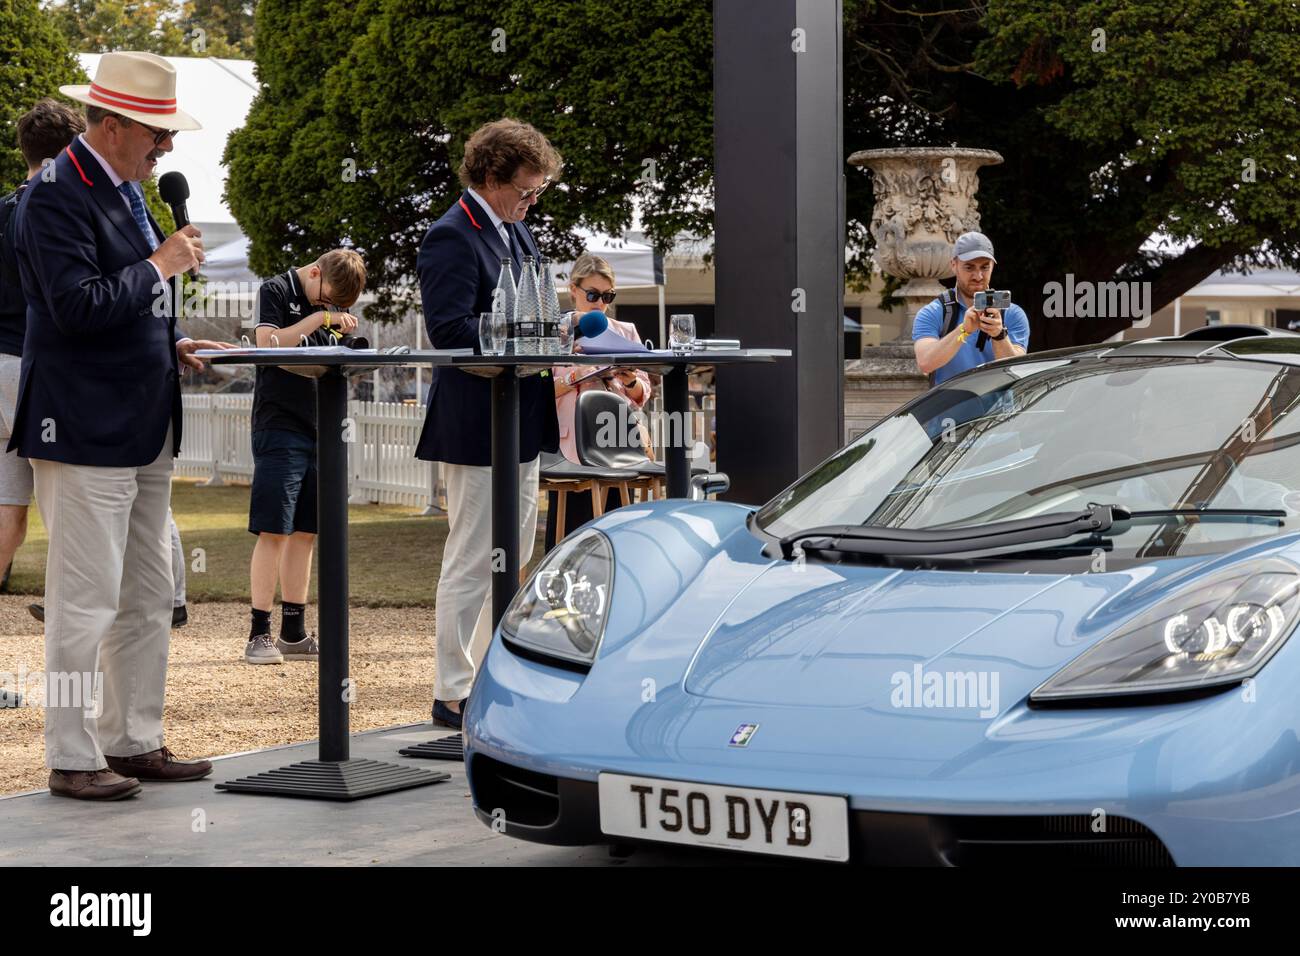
[176,394,437,507]
[175,394,257,484]
[176,392,715,508]
[348,400,435,507]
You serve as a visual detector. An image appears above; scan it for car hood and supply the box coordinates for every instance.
[592,502,1300,716]
[477,503,1300,796]
[677,531,1300,714]
[682,561,1098,711]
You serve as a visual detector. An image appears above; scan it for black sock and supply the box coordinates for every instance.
[280,601,307,643]
[249,607,272,640]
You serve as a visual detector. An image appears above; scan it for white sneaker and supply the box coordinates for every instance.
[244,633,284,664]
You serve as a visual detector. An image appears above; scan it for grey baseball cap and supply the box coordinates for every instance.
[953,231,996,263]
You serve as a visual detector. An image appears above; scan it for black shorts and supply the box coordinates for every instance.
[248,428,318,535]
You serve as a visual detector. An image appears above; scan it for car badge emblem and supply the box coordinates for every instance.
[729,723,759,747]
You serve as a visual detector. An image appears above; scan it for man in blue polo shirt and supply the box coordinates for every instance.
[913,232,1029,386]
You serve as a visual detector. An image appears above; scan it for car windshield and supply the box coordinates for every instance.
[755,355,1300,561]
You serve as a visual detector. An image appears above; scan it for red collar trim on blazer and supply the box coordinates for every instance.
[458,197,482,230]
[65,145,93,187]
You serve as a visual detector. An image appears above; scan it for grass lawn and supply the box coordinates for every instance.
[6,478,547,607]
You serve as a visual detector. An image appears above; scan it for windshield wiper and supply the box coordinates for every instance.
[778,503,1123,560]
[1120,508,1285,522]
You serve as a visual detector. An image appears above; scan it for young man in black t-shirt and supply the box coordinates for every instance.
[245,249,366,664]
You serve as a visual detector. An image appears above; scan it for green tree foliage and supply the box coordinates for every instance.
[225,0,712,321]
[228,0,1299,343]
[1,0,88,192]
[184,0,256,57]
[50,0,190,55]
[49,0,254,59]
[845,0,1300,348]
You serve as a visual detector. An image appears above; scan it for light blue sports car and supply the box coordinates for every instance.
[465,327,1300,865]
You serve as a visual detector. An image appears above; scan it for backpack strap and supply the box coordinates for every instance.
[925,288,960,390]
[939,287,960,336]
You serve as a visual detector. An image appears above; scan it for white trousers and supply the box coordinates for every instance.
[434,456,540,701]
[170,510,186,607]
[32,429,175,770]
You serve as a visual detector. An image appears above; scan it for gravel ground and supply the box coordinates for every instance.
[0,596,438,796]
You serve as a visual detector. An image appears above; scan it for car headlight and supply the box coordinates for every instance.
[500,529,614,667]
[1031,557,1300,702]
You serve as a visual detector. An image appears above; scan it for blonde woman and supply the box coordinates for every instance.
[545,254,653,549]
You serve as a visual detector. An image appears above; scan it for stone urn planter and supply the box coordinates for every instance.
[847,147,1003,341]
[836,147,1003,444]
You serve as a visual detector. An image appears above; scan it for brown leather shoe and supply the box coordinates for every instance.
[49,768,141,801]
[105,746,212,782]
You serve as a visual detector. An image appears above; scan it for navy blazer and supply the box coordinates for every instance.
[8,139,183,467]
[415,191,559,466]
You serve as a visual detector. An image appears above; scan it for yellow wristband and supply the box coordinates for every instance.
[957,330,970,344]
[322,313,332,329]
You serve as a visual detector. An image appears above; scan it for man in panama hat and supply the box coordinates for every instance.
[10,51,229,800]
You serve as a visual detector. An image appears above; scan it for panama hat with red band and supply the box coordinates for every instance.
[60,51,202,131]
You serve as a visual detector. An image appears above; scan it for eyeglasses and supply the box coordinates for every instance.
[317,274,349,310]
[141,123,179,147]
[510,177,552,201]
[577,285,617,305]
[115,113,177,146]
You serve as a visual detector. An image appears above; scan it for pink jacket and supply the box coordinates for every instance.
[554,316,653,463]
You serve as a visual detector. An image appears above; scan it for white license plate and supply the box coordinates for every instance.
[598,772,849,862]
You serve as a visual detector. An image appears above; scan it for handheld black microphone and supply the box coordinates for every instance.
[158,171,190,229]
[157,171,197,281]
[157,167,197,295]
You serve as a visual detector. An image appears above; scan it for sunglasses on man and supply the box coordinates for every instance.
[578,285,617,305]
[112,113,177,147]
[141,122,178,146]
[510,177,552,201]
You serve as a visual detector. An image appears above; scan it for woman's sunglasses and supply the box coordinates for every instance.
[578,285,617,305]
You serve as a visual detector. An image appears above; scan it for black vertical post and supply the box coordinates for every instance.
[491,370,521,628]
[316,369,349,762]
[714,0,844,504]
[663,365,691,498]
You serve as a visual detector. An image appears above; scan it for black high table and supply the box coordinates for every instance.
[200,347,789,782]
[201,348,469,799]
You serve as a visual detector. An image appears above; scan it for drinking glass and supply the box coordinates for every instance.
[670,314,696,355]
[479,311,506,356]
[557,310,577,354]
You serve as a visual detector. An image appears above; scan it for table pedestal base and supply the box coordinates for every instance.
[397,734,464,761]
[215,758,449,801]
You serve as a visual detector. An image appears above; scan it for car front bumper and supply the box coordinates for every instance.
[465,639,1300,866]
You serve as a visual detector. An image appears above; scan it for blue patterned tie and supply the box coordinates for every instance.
[504,221,522,273]
[117,182,158,251]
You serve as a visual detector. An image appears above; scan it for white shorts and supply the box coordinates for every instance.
[0,353,33,507]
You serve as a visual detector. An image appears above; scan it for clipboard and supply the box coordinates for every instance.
[565,365,615,387]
